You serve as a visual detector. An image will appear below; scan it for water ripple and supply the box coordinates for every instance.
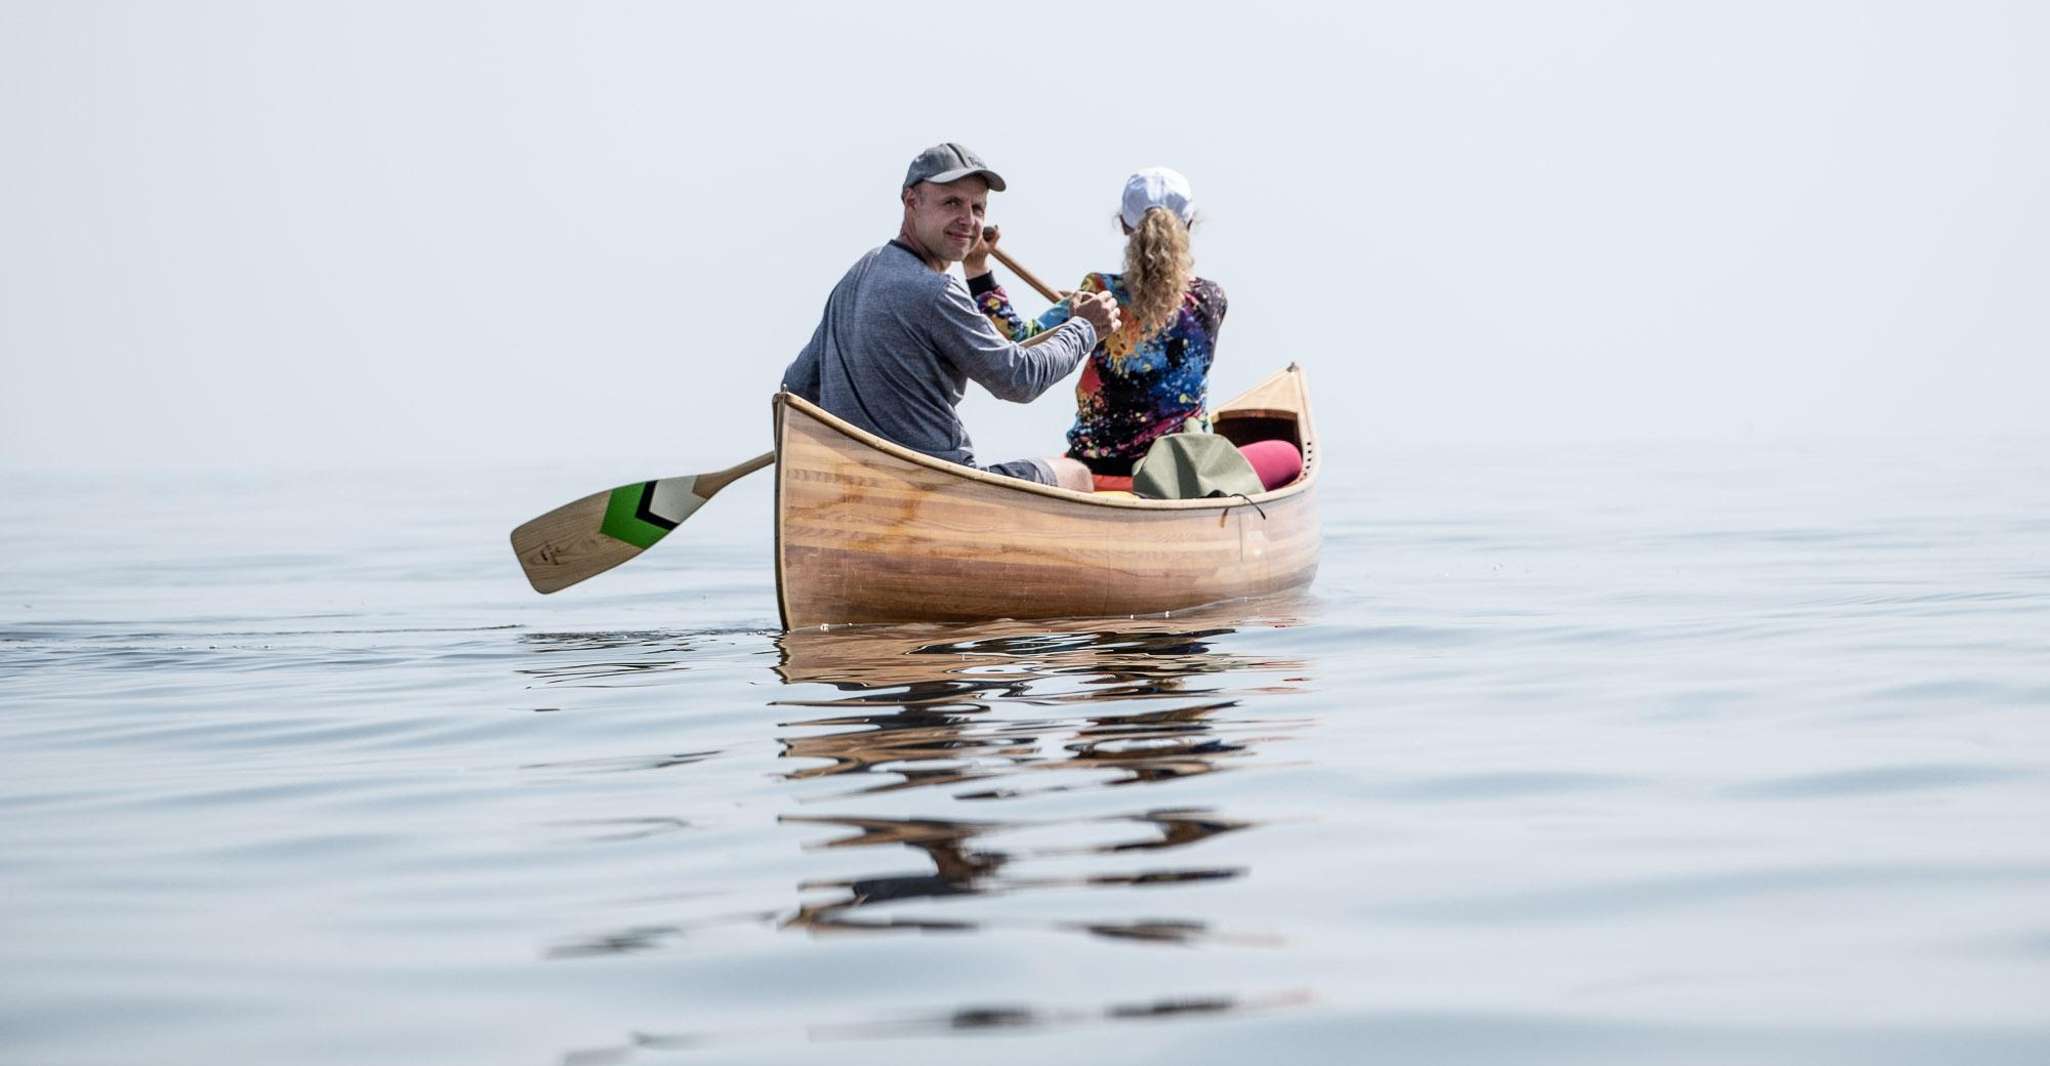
[1728,764,2035,799]
[1378,863,2050,924]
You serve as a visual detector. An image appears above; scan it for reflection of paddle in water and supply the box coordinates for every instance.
[778,809,1268,945]
[543,809,1269,957]
[566,988,1314,1058]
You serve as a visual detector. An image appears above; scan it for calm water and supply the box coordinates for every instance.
[4,439,2048,1065]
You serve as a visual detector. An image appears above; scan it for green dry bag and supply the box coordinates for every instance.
[1129,433,1264,500]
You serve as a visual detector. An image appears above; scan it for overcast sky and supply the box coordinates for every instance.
[2,1,2044,472]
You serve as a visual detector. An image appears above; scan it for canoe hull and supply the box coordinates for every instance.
[775,366,1320,628]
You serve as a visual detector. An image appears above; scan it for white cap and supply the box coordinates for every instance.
[1119,167,1195,229]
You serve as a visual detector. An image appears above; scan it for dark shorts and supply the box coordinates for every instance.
[1070,451,1136,477]
[978,457,1058,485]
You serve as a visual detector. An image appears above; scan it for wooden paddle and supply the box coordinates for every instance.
[511,451,774,593]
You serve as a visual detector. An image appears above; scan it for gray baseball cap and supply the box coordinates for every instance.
[903,142,1007,191]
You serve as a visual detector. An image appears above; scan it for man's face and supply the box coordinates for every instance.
[902,176,989,263]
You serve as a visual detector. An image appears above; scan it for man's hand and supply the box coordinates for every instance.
[964,225,1001,277]
[1068,290,1121,336]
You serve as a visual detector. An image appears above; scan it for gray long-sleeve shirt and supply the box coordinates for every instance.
[781,240,1098,467]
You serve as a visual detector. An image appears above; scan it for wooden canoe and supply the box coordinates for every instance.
[774,364,1320,629]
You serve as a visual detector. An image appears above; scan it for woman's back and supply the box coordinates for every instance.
[1059,271,1226,474]
[966,166,1223,477]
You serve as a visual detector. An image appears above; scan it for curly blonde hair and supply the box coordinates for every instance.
[1121,208,1194,339]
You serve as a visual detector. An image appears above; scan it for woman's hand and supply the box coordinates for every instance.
[963,225,1001,277]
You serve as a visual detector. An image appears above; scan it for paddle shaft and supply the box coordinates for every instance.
[697,450,775,497]
[989,248,1063,303]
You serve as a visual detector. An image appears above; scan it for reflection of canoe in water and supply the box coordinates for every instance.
[771,610,1308,689]
[770,614,1312,803]
[774,364,1320,629]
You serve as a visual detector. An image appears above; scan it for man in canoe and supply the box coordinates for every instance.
[781,143,1120,490]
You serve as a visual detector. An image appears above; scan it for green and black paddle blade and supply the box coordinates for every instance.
[511,451,774,593]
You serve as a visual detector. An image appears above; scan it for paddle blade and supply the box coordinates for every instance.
[511,477,706,593]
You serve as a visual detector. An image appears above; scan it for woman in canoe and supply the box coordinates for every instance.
[964,167,1225,487]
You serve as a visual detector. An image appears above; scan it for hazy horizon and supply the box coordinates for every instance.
[4,1,2045,473]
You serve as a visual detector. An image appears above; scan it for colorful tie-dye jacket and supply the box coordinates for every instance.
[969,271,1227,475]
